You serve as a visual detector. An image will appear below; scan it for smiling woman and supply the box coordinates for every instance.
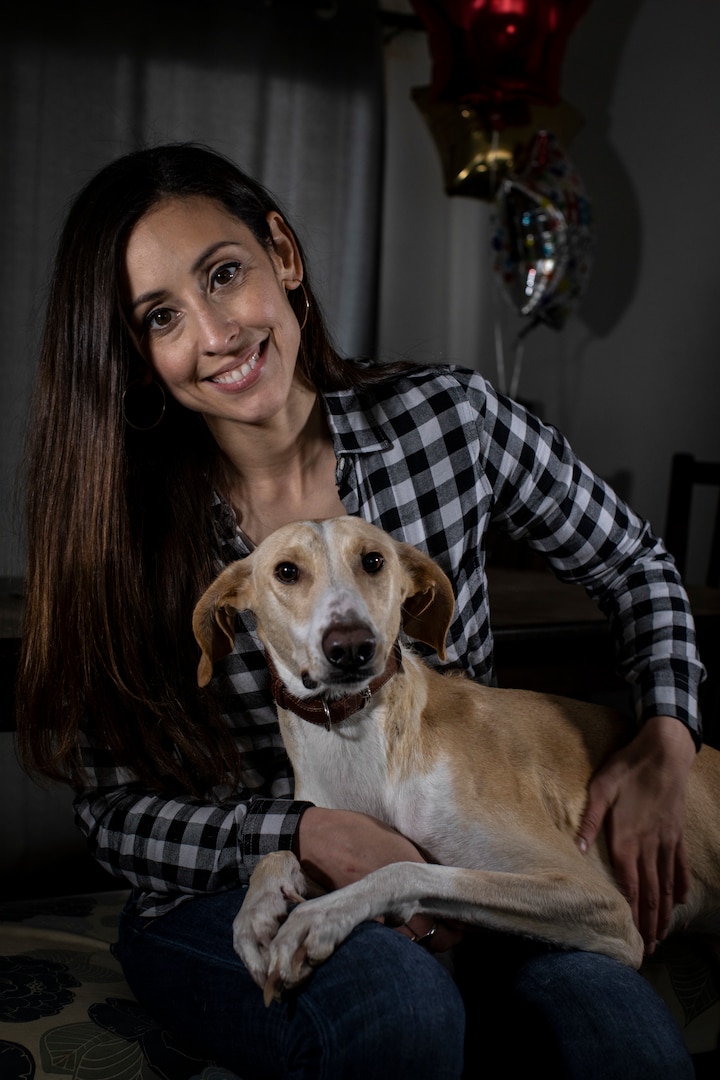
[122,198,306,438]
[13,142,705,1080]
[121,193,347,544]
[16,142,372,800]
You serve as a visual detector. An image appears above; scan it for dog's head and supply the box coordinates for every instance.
[192,517,455,694]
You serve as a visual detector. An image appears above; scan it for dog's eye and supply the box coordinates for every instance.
[361,551,384,575]
[275,561,300,584]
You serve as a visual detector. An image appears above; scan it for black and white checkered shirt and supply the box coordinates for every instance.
[74,365,704,916]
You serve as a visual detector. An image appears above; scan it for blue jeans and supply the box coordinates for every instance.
[115,887,694,1080]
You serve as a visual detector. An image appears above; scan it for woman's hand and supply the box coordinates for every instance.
[576,715,697,954]
[294,806,462,952]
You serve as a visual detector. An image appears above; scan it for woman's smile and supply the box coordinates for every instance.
[206,340,266,392]
[123,195,305,428]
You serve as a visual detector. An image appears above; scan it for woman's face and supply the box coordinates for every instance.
[122,195,305,433]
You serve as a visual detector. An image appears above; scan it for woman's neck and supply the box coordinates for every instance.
[212,386,346,545]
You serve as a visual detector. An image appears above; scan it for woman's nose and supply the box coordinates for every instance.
[195,302,239,354]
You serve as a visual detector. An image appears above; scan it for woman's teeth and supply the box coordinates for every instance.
[211,351,260,385]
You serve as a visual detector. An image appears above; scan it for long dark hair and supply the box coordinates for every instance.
[15,142,407,796]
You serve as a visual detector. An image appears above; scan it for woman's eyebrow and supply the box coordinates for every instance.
[130,288,166,314]
[191,240,242,274]
[129,241,242,312]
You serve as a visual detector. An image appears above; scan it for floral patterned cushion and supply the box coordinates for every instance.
[0,890,717,1078]
[0,890,244,1080]
[641,935,720,1058]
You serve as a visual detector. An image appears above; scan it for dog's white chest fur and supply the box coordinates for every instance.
[284,711,394,821]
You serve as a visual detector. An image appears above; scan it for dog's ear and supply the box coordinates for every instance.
[192,559,255,688]
[396,543,455,660]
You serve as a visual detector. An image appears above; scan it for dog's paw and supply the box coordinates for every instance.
[233,851,309,990]
[262,893,360,1001]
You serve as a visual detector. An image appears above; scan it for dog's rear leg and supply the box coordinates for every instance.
[233,850,312,998]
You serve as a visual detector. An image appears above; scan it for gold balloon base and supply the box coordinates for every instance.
[412,86,584,202]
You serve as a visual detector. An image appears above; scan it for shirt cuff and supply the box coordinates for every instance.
[240,796,315,872]
[635,661,704,749]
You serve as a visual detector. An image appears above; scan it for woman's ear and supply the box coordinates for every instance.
[266,210,303,284]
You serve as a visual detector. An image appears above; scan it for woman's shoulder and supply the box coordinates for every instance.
[338,357,494,399]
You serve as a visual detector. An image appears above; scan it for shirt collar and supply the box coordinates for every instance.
[321,385,393,455]
[210,384,394,548]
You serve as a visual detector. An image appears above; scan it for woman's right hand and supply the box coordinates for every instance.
[294,806,463,952]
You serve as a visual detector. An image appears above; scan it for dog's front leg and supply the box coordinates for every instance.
[233,850,313,1001]
[261,865,422,1002]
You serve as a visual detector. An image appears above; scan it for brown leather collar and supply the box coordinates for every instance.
[266,641,403,728]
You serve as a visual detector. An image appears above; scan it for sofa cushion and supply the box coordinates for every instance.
[0,890,244,1079]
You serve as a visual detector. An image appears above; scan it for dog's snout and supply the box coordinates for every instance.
[322,623,376,671]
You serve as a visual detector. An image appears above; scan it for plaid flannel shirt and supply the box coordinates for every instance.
[74,365,704,917]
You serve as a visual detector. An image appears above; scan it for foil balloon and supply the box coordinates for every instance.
[490,130,594,332]
[409,0,592,107]
[409,0,592,200]
[412,87,582,201]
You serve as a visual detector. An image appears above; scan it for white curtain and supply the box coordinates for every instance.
[0,1,385,576]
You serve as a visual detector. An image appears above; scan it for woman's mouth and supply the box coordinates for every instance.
[209,349,261,386]
[206,340,269,391]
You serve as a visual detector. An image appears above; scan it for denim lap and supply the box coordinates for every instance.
[115,887,694,1080]
[116,886,465,1080]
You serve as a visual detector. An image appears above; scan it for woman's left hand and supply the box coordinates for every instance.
[576,714,697,955]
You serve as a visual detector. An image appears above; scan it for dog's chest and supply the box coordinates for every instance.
[282,712,528,870]
[287,717,395,819]
[282,714,464,847]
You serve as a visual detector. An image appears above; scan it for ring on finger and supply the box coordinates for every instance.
[416,922,439,946]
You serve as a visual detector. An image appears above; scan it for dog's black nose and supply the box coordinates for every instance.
[322,624,376,670]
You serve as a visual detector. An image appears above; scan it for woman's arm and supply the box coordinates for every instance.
[473,378,704,947]
[73,783,312,916]
[476,379,705,741]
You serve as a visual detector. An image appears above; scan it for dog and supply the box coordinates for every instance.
[192,516,720,1006]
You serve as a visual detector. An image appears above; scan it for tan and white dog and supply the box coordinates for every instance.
[192,517,720,1005]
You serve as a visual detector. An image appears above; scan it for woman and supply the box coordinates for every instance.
[16,143,702,1079]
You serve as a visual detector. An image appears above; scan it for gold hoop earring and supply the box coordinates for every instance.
[123,379,166,431]
[297,281,310,332]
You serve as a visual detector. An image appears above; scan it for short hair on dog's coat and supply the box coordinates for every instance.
[193,517,720,1005]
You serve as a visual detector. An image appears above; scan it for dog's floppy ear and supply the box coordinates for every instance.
[396,542,455,660]
[192,559,255,688]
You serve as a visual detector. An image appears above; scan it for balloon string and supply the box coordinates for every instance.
[491,271,531,399]
[492,283,536,399]
[509,336,524,399]
[491,273,507,394]
[489,127,508,393]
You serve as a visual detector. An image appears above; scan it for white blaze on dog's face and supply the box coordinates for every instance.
[248,519,407,696]
[193,516,453,692]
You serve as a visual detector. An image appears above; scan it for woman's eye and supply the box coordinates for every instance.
[145,307,175,331]
[212,262,241,288]
[275,562,300,584]
[361,551,384,574]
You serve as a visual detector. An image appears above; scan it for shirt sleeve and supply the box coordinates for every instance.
[73,735,313,917]
[475,379,705,743]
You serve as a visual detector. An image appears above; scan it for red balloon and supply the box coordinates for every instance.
[410,0,591,109]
